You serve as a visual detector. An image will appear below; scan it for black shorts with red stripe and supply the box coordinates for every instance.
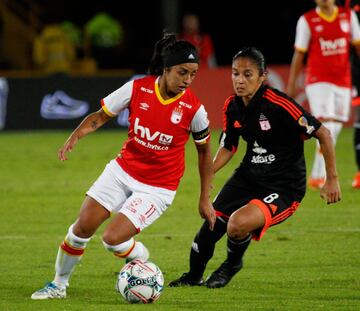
[213,170,304,241]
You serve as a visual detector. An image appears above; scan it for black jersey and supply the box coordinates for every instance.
[221,84,321,194]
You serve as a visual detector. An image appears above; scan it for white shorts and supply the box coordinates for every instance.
[86,159,176,232]
[305,82,351,122]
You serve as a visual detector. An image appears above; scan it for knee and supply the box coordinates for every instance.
[227,216,249,240]
[102,231,118,246]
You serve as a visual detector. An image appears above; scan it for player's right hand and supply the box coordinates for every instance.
[58,136,78,161]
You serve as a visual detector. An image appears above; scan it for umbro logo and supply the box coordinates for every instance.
[139,102,149,111]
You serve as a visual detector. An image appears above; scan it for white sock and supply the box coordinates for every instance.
[53,224,90,289]
[103,238,147,261]
[311,140,325,179]
[311,121,343,179]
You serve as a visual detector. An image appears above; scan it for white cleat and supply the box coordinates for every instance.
[31,282,66,300]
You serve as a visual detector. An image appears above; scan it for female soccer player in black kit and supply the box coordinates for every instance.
[169,47,341,289]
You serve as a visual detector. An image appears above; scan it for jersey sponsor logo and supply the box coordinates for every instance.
[134,117,173,148]
[140,86,154,94]
[139,102,149,111]
[298,116,315,134]
[251,141,276,164]
[171,107,183,124]
[259,113,271,131]
[319,37,347,56]
[179,101,192,109]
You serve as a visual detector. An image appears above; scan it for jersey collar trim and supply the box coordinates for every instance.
[316,6,338,23]
[155,76,185,105]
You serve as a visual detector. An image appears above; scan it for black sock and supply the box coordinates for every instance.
[226,234,252,267]
[188,218,227,279]
[355,123,360,171]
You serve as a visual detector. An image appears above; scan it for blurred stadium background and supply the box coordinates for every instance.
[0,0,323,131]
[1,1,360,309]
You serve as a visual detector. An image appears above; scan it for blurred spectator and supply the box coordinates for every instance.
[33,23,76,73]
[178,13,217,68]
[84,12,124,69]
[60,20,83,58]
[287,0,360,190]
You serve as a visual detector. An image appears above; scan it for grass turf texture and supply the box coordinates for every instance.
[0,128,359,311]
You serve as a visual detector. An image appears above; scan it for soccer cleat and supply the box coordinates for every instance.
[352,172,360,189]
[31,282,66,300]
[205,260,242,288]
[168,273,204,287]
[308,177,325,190]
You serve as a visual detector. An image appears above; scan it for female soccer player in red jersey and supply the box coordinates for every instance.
[287,0,360,189]
[170,47,341,289]
[31,33,216,299]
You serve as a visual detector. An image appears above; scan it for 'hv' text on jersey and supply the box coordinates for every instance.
[134,117,173,150]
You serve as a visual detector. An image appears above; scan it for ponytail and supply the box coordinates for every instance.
[148,30,199,75]
[148,32,177,75]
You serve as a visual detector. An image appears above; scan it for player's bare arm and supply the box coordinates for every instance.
[58,108,112,161]
[213,146,234,173]
[196,142,216,230]
[314,125,341,204]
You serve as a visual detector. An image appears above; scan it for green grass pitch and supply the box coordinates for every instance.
[0,128,359,310]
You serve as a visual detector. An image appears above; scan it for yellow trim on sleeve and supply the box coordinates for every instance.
[295,46,307,53]
[102,105,115,117]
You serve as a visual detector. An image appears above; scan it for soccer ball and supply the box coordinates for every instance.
[116,259,164,304]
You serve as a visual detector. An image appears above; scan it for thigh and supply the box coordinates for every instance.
[86,161,130,213]
[213,173,255,220]
[305,82,335,119]
[73,196,111,238]
[250,190,303,240]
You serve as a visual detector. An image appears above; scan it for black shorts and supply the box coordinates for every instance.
[213,170,304,241]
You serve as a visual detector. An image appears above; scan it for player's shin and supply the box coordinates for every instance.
[189,218,227,279]
[54,224,91,289]
[226,233,252,267]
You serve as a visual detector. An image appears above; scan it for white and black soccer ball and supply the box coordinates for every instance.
[116,259,164,304]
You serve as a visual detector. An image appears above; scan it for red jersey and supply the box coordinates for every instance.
[101,75,210,191]
[294,6,360,87]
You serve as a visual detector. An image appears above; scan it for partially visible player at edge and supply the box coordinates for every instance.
[350,0,360,188]
[169,46,341,289]
[287,0,360,190]
[31,32,216,300]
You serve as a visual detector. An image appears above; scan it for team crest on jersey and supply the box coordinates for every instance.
[259,113,271,131]
[315,25,323,32]
[171,107,183,124]
[340,20,350,33]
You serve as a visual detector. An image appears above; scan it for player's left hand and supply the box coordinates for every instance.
[320,177,341,204]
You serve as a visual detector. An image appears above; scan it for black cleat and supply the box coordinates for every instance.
[205,260,243,288]
[168,273,204,287]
